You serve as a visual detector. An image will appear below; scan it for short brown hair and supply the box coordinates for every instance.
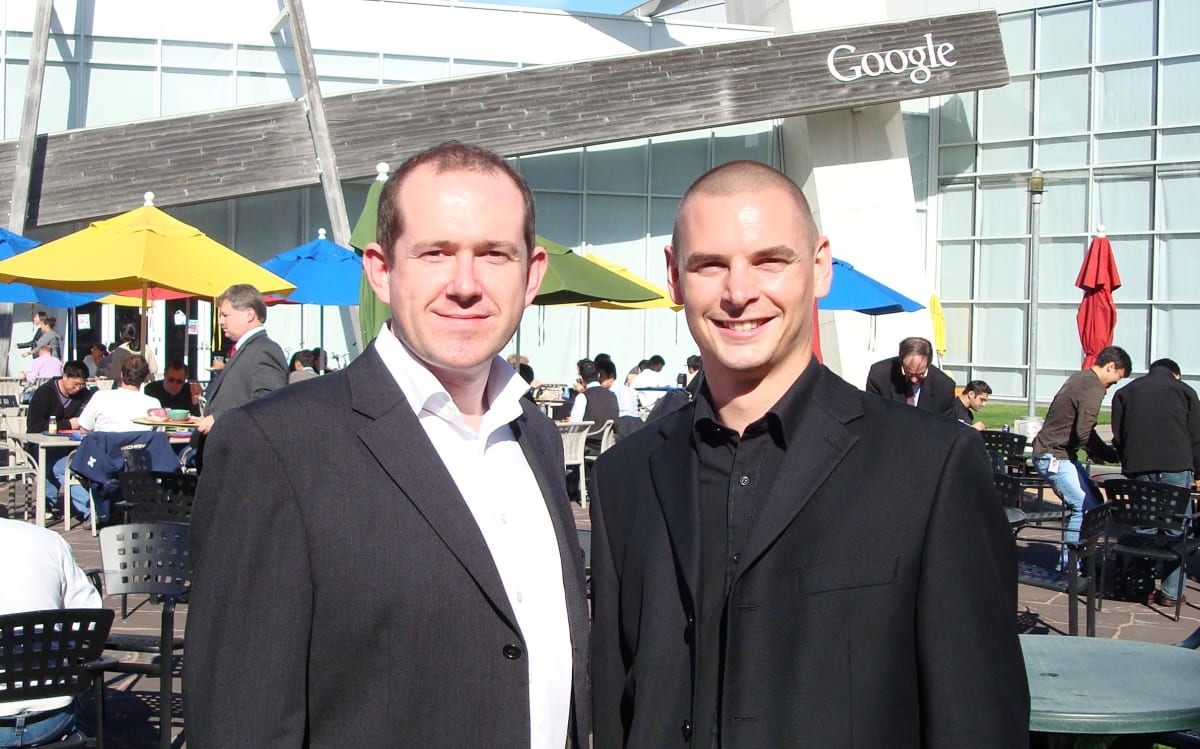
[898,337,934,360]
[672,160,816,256]
[121,354,150,387]
[376,141,535,262]
[217,284,267,323]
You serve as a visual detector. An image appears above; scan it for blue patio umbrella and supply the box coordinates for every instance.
[0,227,105,308]
[819,258,923,315]
[261,229,362,356]
[261,229,362,306]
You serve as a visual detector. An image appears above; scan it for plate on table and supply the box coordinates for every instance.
[44,430,83,440]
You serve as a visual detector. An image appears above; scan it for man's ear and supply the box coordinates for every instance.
[665,245,683,305]
[362,242,391,305]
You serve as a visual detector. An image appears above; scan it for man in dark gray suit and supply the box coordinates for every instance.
[590,162,1027,747]
[185,142,589,748]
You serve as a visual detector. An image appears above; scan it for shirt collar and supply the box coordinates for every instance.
[235,326,266,345]
[693,358,821,447]
[373,322,526,433]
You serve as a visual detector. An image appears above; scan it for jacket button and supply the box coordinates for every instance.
[502,644,523,659]
[681,721,692,741]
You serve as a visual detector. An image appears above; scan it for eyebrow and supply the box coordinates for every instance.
[408,240,522,256]
[684,245,800,271]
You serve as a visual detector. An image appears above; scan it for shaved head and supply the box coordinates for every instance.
[672,161,817,256]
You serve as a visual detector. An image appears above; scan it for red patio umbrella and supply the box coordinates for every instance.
[1075,231,1121,369]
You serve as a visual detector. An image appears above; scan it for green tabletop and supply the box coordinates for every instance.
[1021,634,1200,734]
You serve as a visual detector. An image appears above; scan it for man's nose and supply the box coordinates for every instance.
[448,255,484,300]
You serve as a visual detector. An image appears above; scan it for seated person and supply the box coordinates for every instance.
[287,350,319,384]
[82,343,109,378]
[64,355,161,520]
[25,346,63,383]
[953,380,991,431]
[26,362,93,520]
[568,358,618,456]
[0,518,102,747]
[144,359,200,416]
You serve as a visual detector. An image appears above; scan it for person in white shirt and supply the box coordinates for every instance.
[0,518,102,746]
[185,141,589,748]
[631,354,668,410]
[595,356,639,418]
[78,354,161,434]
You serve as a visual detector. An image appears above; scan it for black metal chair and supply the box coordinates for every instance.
[1103,479,1197,622]
[980,430,1026,473]
[116,472,198,524]
[0,608,115,748]
[96,523,190,749]
[1016,504,1109,637]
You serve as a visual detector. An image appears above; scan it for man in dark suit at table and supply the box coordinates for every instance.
[185,141,589,748]
[865,336,957,417]
[590,161,1027,748]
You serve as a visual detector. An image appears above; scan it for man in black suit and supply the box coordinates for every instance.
[865,336,957,417]
[185,142,589,748]
[590,161,1027,748]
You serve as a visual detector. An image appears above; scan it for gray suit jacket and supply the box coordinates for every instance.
[591,365,1028,748]
[185,344,590,748]
[204,329,288,418]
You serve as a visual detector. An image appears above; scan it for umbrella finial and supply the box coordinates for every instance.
[317,228,327,240]
[1097,224,1106,237]
[143,191,155,207]
[375,162,390,181]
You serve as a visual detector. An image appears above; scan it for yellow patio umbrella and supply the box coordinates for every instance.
[578,253,681,311]
[930,294,947,358]
[0,193,295,348]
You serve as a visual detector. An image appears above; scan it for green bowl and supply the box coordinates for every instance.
[166,408,191,421]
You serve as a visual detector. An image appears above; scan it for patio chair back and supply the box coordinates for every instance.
[117,471,199,524]
[558,421,592,507]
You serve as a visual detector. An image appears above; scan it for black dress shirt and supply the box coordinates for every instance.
[690,359,819,747]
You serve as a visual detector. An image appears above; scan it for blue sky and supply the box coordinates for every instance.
[471,0,636,13]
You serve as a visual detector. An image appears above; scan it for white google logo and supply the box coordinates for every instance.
[826,33,958,85]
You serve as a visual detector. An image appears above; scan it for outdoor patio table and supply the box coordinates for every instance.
[15,431,78,527]
[1021,634,1200,735]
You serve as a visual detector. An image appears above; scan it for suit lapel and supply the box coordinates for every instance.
[205,331,260,404]
[736,369,862,580]
[649,410,701,609]
[348,346,520,633]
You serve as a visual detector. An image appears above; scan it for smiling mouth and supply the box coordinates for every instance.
[716,319,765,332]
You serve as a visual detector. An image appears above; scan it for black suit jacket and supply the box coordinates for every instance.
[185,344,590,748]
[203,328,288,418]
[590,366,1028,748]
[865,356,957,417]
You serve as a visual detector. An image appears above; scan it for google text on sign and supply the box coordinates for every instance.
[826,33,958,85]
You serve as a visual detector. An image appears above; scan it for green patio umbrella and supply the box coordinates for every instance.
[351,166,390,344]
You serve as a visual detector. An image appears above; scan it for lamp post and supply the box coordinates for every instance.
[1027,168,1044,419]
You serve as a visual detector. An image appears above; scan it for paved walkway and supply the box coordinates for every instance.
[24,482,1198,747]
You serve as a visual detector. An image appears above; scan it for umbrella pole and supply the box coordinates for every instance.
[139,281,149,352]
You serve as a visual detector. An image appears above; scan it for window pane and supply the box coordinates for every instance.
[1001,12,1034,74]
[1160,57,1200,127]
[651,135,709,195]
[534,192,581,248]
[162,41,232,70]
[1162,127,1200,161]
[238,46,298,75]
[85,67,154,127]
[236,73,300,106]
[382,55,450,82]
[1158,173,1200,231]
[86,37,156,65]
[1111,305,1149,368]
[452,59,517,77]
[1097,64,1154,129]
[939,184,975,237]
[938,241,973,299]
[162,70,231,117]
[939,145,975,176]
[1096,133,1153,163]
[977,240,1026,299]
[1038,71,1089,136]
[586,141,648,193]
[585,196,646,259]
[235,191,302,262]
[1097,0,1155,62]
[1039,238,1086,301]
[980,142,1030,172]
[903,113,929,202]
[1039,5,1092,69]
[939,92,976,144]
[1041,178,1088,235]
[979,79,1031,140]
[1157,307,1200,371]
[713,124,771,165]
[1037,307,1083,368]
[1096,176,1153,231]
[973,367,1025,400]
[1110,236,1152,298]
[313,51,379,80]
[980,184,1026,236]
[1159,235,1200,300]
[1038,137,1090,169]
[5,61,76,138]
[168,201,232,246]
[520,149,582,191]
[974,305,1026,364]
[1162,0,1200,56]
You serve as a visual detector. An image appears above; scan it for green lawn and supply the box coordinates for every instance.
[976,401,1111,430]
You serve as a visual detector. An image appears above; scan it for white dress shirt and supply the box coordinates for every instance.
[610,381,640,418]
[375,324,572,749]
[568,381,605,422]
